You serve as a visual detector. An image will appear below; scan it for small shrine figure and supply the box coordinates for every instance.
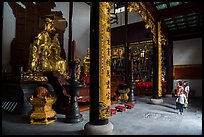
[135,74,141,82]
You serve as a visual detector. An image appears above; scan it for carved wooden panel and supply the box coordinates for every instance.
[173,64,202,79]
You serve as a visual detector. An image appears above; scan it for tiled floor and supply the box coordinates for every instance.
[2,96,202,135]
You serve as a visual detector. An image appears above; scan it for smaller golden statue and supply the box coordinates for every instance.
[117,87,130,103]
[28,17,69,79]
[28,87,57,124]
[83,48,90,76]
[75,57,81,80]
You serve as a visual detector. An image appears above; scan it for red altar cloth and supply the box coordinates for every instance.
[81,75,90,85]
[135,82,166,96]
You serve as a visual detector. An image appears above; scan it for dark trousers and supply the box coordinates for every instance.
[178,103,184,113]
[176,102,179,109]
[176,97,179,109]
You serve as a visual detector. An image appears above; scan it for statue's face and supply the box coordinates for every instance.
[45,19,55,33]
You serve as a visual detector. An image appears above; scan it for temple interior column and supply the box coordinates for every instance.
[166,36,173,95]
[157,21,162,97]
[150,21,163,104]
[152,21,159,99]
[84,2,113,135]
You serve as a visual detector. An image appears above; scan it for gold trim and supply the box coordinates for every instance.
[99,2,111,120]
[28,96,57,124]
[158,21,162,97]
[173,64,202,79]
[128,2,156,43]
[174,64,202,68]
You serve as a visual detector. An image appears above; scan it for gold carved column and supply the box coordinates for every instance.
[157,21,162,97]
[84,2,113,134]
[99,2,111,120]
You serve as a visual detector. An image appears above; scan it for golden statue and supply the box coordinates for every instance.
[75,57,81,80]
[117,88,130,103]
[28,17,69,79]
[83,48,90,76]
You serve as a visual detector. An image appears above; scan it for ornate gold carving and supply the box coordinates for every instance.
[28,17,69,79]
[83,48,90,76]
[117,88,130,103]
[158,21,162,97]
[75,57,81,80]
[158,22,168,46]
[99,2,111,120]
[128,2,156,43]
[139,2,155,22]
[28,87,57,124]
[20,70,48,82]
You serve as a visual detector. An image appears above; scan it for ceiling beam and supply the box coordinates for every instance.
[158,2,202,20]
[172,33,202,41]
[141,2,158,21]
[169,26,202,34]
[169,26,202,40]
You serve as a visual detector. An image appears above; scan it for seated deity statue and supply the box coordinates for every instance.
[83,48,90,76]
[28,17,69,79]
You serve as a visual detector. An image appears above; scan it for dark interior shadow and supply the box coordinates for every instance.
[2,111,29,124]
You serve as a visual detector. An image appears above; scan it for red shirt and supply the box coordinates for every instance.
[176,86,183,97]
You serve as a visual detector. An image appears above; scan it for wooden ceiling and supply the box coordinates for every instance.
[145,2,202,40]
[85,2,202,41]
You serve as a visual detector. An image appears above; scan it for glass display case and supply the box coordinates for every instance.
[129,40,153,82]
[111,40,154,82]
[111,45,125,75]
[111,40,167,96]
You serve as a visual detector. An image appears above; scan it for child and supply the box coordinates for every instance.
[177,89,187,115]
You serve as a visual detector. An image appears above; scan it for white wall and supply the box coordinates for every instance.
[173,38,202,97]
[72,2,90,63]
[2,2,15,72]
[173,38,202,65]
[52,2,90,65]
[2,2,90,72]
